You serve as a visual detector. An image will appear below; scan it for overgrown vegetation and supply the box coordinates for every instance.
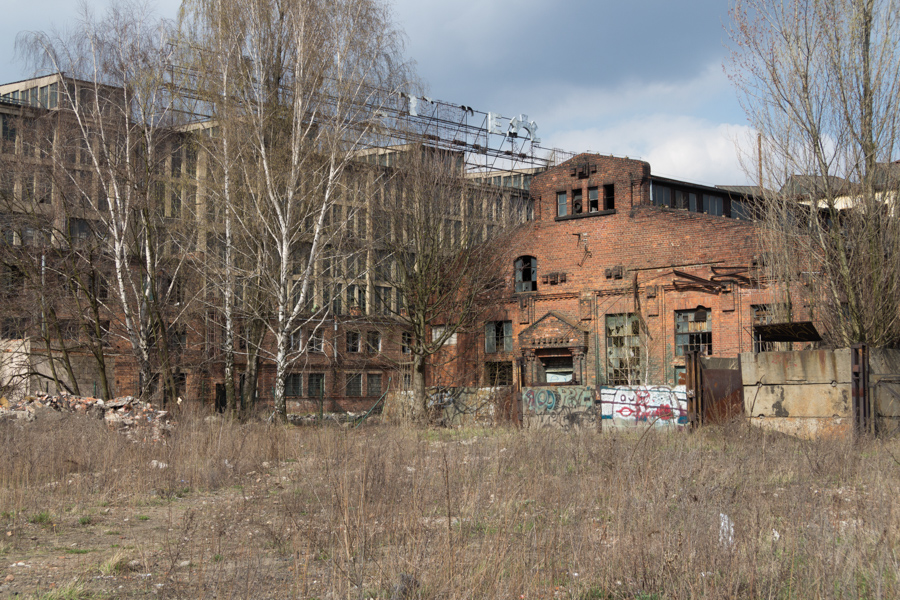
[1,411,898,598]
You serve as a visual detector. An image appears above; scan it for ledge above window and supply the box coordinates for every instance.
[555,209,616,222]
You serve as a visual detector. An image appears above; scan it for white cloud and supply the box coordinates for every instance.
[546,116,757,186]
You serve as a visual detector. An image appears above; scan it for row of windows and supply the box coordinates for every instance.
[1,83,59,109]
[289,328,413,355]
[650,183,753,220]
[556,185,615,218]
[283,371,383,398]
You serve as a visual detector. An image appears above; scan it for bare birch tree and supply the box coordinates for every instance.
[179,0,411,419]
[18,1,193,399]
[728,0,900,347]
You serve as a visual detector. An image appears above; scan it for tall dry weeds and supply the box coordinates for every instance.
[1,413,898,599]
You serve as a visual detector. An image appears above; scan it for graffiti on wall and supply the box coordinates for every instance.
[521,385,688,430]
[599,385,688,428]
[522,386,595,429]
[523,386,593,413]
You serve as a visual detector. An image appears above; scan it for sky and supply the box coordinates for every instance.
[0,0,756,186]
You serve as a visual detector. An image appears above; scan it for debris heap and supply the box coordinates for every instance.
[0,393,174,442]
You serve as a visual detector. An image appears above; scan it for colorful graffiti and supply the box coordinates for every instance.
[521,384,688,430]
[599,385,688,428]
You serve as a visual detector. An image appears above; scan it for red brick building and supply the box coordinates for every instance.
[436,153,782,389]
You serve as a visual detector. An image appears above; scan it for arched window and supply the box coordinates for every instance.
[515,255,537,293]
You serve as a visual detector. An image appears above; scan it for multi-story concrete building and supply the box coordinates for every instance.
[0,76,538,411]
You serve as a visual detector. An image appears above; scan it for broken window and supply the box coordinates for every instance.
[573,188,583,214]
[606,313,643,386]
[401,331,412,354]
[589,187,599,212]
[485,361,513,386]
[484,320,513,354]
[515,255,537,293]
[284,373,302,397]
[675,307,712,356]
[307,373,324,398]
[557,191,567,217]
[346,373,362,397]
[752,304,791,352]
[347,331,360,353]
[367,373,382,397]
[604,184,615,210]
[366,330,381,353]
[308,329,324,353]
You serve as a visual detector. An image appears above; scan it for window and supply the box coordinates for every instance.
[401,331,412,354]
[58,319,79,341]
[675,307,712,356]
[1,264,24,296]
[652,184,671,207]
[374,286,391,315]
[68,218,92,243]
[307,373,324,398]
[285,373,302,397]
[731,199,752,220]
[556,191,567,217]
[88,320,110,346]
[572,188,583,214]
[515,255,537,293]
[541,355,574,383]
[485,320,513,353]
[485,361,513,386]
[752,304,791,352]
[2,318,28,339]
[308,329,324,353]
[431,325,457,346]
[606,314,643,386]
[348,283,366,312]
[346,373,362,397]
[347,331,360,353]
[367,373,382,397]
[1,115,15,143]
[604,184,615,210]
[366,331,381,353]
[702,194,723,216]
[588,187,599,212]
[290,329,303,352]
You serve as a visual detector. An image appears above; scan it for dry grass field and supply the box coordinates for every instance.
[0,408,898,599]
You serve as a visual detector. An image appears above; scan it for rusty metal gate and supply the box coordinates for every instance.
[686,352,744,429]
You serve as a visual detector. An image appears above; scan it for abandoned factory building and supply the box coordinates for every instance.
[0,73,781,410]
[435,153,776,390]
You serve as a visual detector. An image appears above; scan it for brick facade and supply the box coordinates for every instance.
[436,153,778,389]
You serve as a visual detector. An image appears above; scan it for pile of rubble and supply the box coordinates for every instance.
[0,393,174,442]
